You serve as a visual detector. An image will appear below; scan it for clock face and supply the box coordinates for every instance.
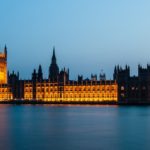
[0,71,4,83]
[0,66,6,83]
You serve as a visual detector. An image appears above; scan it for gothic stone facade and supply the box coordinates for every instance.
[7,47,118,102]
[114,65,150,103]
[1,46,150,103]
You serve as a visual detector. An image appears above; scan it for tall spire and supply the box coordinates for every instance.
[4,44,7,50]
[4,44,7,59]
[52,46,56,64]
[38,64,43,81]
[38,64,42,73]
[49,47,59,81]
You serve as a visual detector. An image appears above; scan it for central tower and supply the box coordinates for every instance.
[49,47,59,82]
[0,45,7,84]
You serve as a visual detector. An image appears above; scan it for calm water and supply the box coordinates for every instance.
[0,105,150,150]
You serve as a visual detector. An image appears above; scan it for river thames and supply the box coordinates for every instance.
[0,104,149,150]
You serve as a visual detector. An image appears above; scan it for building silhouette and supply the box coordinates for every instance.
[0,46,12,100]
[21,47,117,102]
[1,45,150,103]
[0,46,117,102]
[113,64,150,103]
[49,47,59,82]
[0,45,7,84]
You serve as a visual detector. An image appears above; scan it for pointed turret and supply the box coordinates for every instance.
[49,47,59,82]
[113,66,117,80]
[38,65,42,73]
[32,69,37,82]
[38,64,43,82]
[4,45,7,59]
[52,46,56,64]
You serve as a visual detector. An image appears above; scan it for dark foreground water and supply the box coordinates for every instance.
[0,105,150,150]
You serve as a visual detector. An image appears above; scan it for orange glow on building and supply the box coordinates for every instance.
[24,80,118,102]
[0,46,118,102]
[0,84,13,101]
[0,46,7,84]
[24,82,33,100]
[0,46,12,101]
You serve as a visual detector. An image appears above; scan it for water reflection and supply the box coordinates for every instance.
[0,105,12,150]
[0,105,150,150]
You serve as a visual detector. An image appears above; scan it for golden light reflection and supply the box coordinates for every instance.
[24,81,118,102]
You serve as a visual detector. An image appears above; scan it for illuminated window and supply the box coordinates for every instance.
[131,87,135,90]
[121,86,124,90]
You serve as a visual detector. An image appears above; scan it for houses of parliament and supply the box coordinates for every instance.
[0,45,150,103]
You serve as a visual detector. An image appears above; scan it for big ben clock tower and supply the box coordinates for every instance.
[0,45,7,84]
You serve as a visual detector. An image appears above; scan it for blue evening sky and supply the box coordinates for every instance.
[0,0,150,79]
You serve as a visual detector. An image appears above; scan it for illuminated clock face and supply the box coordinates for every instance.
[0,67,5,83]
[0,72,4,82]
